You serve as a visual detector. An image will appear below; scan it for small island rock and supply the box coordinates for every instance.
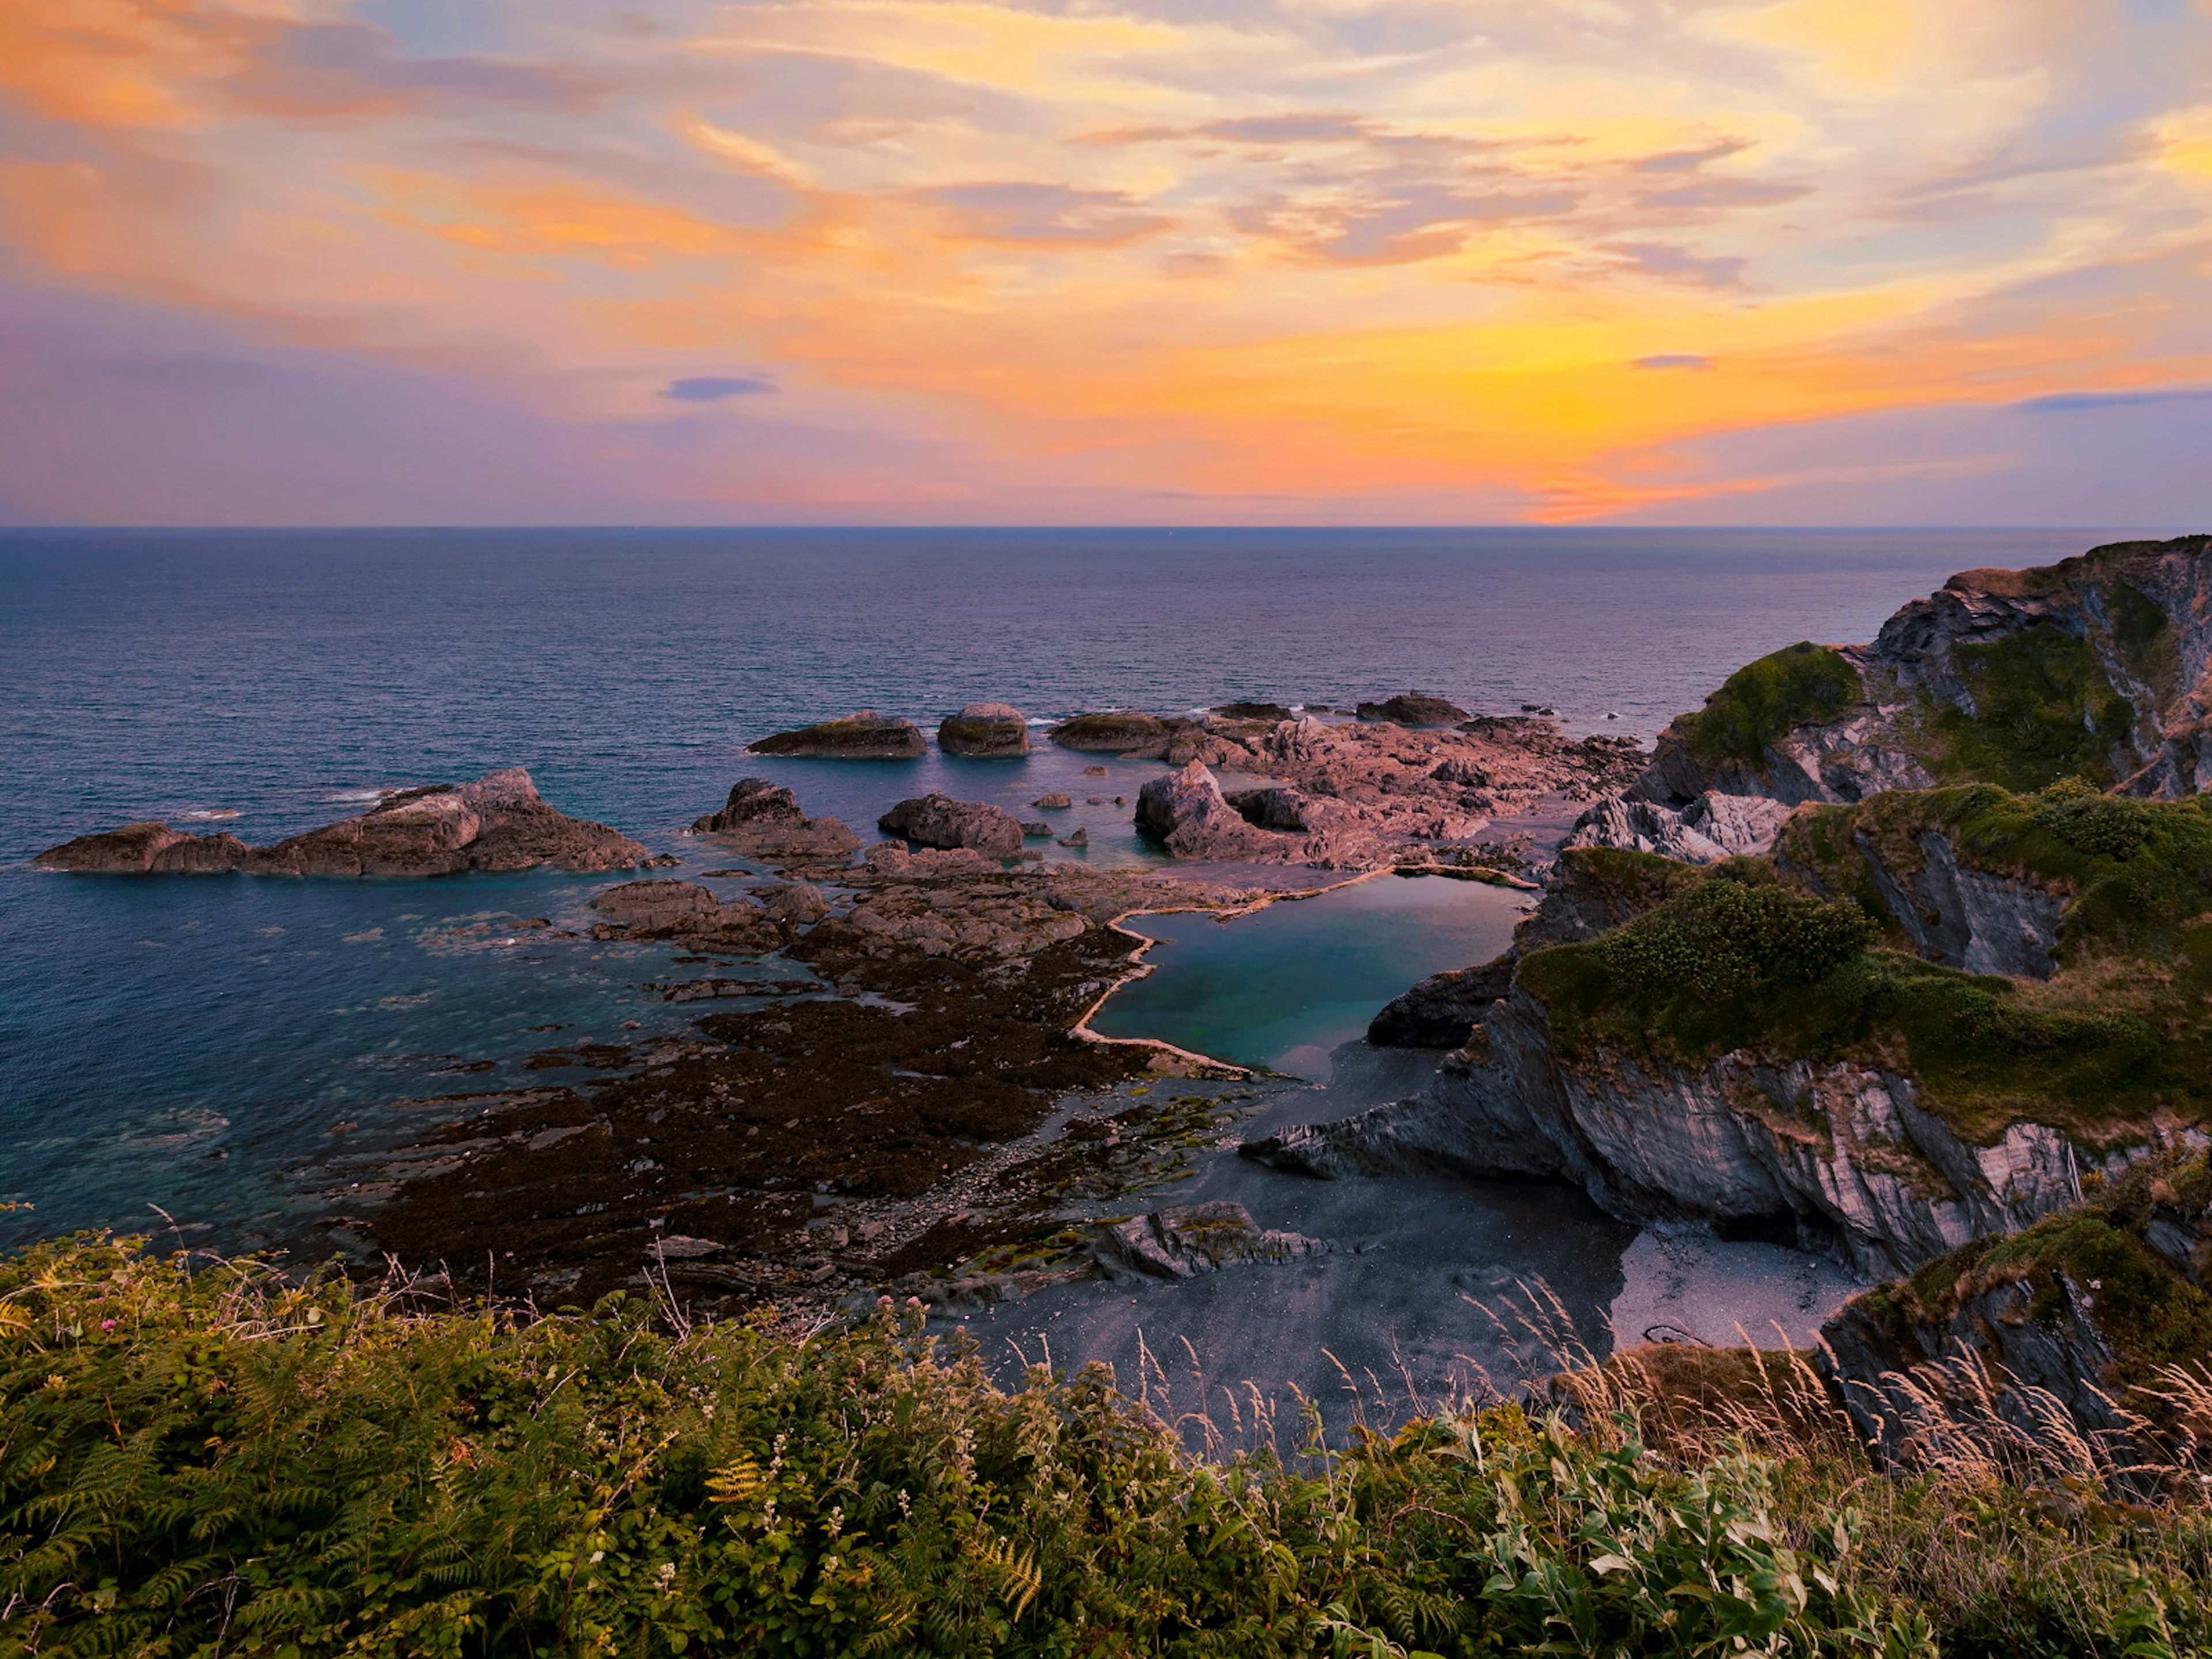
[747,711,926,759]
[937,703,1031,757]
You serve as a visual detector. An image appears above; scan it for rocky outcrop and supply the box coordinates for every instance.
[1214,701,1297,722]
[1050,711,1169,752]
[1093,1201,1329,1281]
[1223,786,1334,834]
[1249,986,2100,1278]
[938,703,1031,757]
[1563,791,1797,865]
[748,711,926,759]
[1135,762,1292,860]
[1624,536,2212,813]
[1357,692,1468,726]
[878,794,1024,859]
[1846,830,2063,979]
[691,781,859,868]
[1366,960,1516,1048]
[37,770,648,877]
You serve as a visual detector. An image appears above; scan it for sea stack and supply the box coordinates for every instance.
[937,703,1031,756]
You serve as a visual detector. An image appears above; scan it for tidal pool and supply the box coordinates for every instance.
[1089,873,1529,1077]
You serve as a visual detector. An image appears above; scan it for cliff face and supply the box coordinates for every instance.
[1570,535,2212,864]
[1248,984,2093,1279]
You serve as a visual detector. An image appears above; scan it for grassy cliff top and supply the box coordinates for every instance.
[5,1233,2212,1655]
[1518,785,2212,1144]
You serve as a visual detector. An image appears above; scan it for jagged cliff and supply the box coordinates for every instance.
[1568,533,2212,864]
[1251,780,2212,1280]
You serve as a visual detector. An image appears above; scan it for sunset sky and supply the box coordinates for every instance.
[2,0,2208,525]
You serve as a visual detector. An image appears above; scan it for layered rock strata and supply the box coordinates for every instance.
[36,770,648,877]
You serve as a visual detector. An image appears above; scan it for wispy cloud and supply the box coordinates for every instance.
[0,0,2205,523]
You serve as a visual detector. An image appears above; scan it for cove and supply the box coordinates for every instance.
[1088,873,1529,1077]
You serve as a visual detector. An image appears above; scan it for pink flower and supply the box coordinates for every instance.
[100,1320,116,1331]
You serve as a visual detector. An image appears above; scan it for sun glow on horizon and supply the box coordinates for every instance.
[0,0,2206,526]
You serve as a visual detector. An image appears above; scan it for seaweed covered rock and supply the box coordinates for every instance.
[1093,1201,1329,1279]
[748,711,926,759]
[938,703,1031,757]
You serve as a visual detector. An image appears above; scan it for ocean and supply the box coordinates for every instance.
[0,526,2137,1252]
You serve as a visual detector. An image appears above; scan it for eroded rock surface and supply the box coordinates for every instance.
[1366,960,1516,1048]
[37,770,647,877]
[691,779,859,866]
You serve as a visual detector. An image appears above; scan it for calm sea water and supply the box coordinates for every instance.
[0,527,2131,1249]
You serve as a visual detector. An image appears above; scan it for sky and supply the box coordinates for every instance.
[0,0,2208,527]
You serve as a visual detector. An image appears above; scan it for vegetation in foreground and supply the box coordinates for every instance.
[5,1234,2212,1657]
[1517,782,2212,1143]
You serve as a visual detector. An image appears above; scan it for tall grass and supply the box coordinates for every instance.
[3,1234,2210,1656]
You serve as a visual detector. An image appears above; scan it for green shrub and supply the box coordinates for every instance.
[1925,625,2137,793]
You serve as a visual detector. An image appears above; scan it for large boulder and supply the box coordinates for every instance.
[1135,761,1287,859]
[1050,711,1168,752]
[37,770,647,878]
[878,793,1024,858]
[1366,958,1517,1048]
[747,711,926,759]
[938,703,1031,757]
[690,779,859,864]
[1357,692,1468,726]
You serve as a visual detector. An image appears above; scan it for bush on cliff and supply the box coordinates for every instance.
[13,1233,2212,1657]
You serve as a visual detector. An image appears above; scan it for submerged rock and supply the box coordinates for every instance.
[37,770,647,878]
[748,711,926,759]
[1357,692,1468,726]
[937,703,1031,756]
[878,793,1024,858]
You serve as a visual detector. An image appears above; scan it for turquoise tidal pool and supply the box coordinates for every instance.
[1087,873,1531,1078]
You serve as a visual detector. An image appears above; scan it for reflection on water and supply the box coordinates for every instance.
[1089,873,1529,1077]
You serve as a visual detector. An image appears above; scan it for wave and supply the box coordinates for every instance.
[182,809,240,821]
